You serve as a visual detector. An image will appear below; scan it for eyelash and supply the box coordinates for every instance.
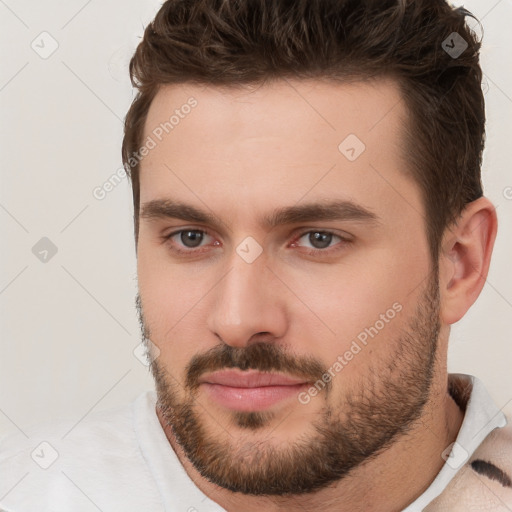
[162,228,351,257]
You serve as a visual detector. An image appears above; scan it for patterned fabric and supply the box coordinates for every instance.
[424,426,512,510]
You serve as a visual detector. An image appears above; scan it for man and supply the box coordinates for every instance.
[1,0,511,510]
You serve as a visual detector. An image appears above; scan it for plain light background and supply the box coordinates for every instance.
[0,0,511,439]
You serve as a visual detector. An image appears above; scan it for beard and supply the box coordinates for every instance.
[136,269,440,496]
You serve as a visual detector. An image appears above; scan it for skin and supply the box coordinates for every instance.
[135,78,497,512]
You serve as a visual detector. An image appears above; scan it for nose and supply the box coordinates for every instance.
[206,252,288,348]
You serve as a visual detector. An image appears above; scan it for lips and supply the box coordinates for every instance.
[199,369,308,387]
[198,369,311,412]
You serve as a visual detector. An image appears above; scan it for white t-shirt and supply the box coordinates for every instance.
[0,374,507,511]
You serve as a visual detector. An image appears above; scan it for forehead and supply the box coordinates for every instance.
[143,78,407,154]
[139,78,422,231]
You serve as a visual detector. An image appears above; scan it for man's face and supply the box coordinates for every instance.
[136,78,440,494]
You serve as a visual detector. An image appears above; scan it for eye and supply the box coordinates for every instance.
[290,230,350,255]
[164,229,220,254]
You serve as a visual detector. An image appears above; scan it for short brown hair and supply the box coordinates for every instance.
[122,0,485,260]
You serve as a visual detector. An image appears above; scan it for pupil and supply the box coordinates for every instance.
[310,232,331,249]
[182,230,203,248]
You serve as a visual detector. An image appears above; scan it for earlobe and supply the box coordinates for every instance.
[439,197,498,325]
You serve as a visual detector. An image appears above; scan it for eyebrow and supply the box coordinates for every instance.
[140,198,380,230]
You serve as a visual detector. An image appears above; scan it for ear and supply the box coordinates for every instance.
[439,197,498,325]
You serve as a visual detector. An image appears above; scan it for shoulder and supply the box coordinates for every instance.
[0,391,163,511]
[0,396,136,463]
[427,422,512,511]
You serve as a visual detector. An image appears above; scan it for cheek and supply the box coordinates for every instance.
[137,245,223,371]
[280,249,424,370]
[279,250,411,336]
[138,236,198,309]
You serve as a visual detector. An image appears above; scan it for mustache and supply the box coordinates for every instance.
[185,341,329,391]
[136,293,330,393]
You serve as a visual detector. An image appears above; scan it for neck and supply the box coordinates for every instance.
[157,377,464,512]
